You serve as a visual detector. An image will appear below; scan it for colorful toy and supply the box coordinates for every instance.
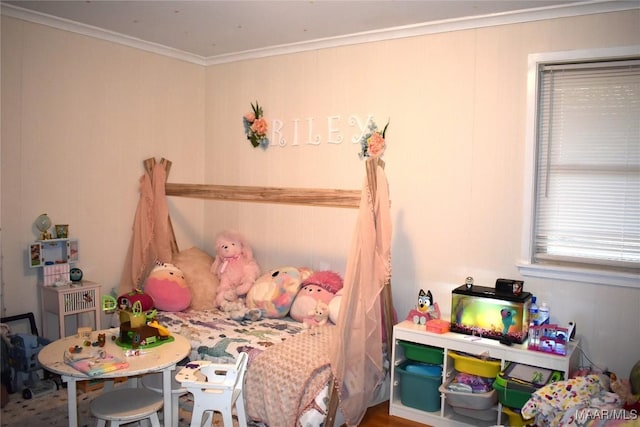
[289,271,343,323]
[101,290,170,349]
[246,266,312,318]
[210,230,261,308]
[406,289,440,325]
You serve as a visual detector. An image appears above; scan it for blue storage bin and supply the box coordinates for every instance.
[397,361,442,412]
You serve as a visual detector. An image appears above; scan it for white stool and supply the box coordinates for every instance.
[141,370,187,426]
[176,352,249,427]
[90,387,163,427]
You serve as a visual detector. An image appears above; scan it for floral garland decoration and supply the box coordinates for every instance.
[358,118,389,159]
[243,102,269,149]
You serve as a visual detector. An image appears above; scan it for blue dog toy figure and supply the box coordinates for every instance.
[406,289,440,325]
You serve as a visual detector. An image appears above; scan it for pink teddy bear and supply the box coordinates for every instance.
[210,230,261,308]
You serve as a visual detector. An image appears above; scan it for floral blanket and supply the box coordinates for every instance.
[156,308,305,364]
[521,375,637,427]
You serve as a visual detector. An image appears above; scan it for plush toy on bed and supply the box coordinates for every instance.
[290,270,343,324]
[143,261,191,311]
[246,266,313,318]
[210,230,261,308]
[303,301,330,328]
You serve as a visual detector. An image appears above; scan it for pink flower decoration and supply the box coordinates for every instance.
[245,112,256,122]
[367,132,386,158]
[251,117,268,136]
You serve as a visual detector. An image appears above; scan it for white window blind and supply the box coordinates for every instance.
[533,59,640,272]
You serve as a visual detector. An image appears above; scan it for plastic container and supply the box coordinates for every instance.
[492,376,533,409]
[438,379,498,410]
[529,296,539,326]
[426,319,450,334]
[452,406,500,422]
[405,362,442,377]
[399,341,444,365]
[396,361,442,412]
[538,302,550,325]
[503,406,535,426]
[448,351,501,378]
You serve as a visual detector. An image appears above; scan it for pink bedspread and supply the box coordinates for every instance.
[245,325,336,427]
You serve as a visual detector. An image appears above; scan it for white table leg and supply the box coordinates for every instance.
[62,375,78,427]
[162,365,175,426]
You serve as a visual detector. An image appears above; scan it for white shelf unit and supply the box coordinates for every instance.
[390,320,579,427]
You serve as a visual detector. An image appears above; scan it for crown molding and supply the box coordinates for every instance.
[2,1,638,67]
[1,3,208,65]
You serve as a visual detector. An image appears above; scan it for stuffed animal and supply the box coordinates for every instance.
[144,261,191,312]
[290,271,343,323]
[303,301,330,328]
[406,289,440,325]
[220,298,262,322]
[246,266,313,318]
[210,230,261,308]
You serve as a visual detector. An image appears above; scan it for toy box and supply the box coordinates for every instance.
[396,361,442,412]
[492,362,563,409]
[398,341,444,365]
[450,285,532,343]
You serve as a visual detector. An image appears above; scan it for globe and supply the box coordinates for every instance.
[35,213,52,239]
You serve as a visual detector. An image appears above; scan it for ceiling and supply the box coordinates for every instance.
[1,1,631,62]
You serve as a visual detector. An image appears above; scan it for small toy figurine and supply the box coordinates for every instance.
[97,333,106,347]
[406,289,440,325]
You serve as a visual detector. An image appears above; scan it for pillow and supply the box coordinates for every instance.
[246,267,312,318]
[172,247,218,310]
[144,262,191,311]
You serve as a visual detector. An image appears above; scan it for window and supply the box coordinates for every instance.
[520,47,640,287]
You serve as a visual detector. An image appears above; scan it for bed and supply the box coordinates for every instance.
[117,156,395,427]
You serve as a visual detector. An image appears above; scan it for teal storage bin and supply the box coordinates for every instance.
[399,341,444,365]
[397,361,442,412]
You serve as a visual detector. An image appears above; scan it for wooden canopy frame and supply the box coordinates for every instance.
[144,157,395,426]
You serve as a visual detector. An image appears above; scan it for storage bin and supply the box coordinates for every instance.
[492,376,533,409]
[492,362,560,409]
[399,341,444,365]
[396,361,442,412]
[452,406,500,422]
[438,379,497,410]
[448,351,501,378]
[503,406,534,426]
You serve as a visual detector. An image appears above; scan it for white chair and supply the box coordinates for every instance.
[141,369,187,427]
[175,352,249,427]
[90,387,163,427]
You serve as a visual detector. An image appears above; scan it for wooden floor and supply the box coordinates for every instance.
[358,400,429,426]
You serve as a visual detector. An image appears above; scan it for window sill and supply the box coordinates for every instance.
[517,262,639,289]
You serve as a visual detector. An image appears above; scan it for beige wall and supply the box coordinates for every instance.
[1,17,206,330]
[2,10,639,375]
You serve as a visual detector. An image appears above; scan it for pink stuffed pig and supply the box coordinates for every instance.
[290,271,343,323]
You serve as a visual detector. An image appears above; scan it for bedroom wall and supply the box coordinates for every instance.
[1,9,638,378]
[1,16,207,329]
[202,10,640,377]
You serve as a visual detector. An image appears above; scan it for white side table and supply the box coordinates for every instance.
[40,280,101,339]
